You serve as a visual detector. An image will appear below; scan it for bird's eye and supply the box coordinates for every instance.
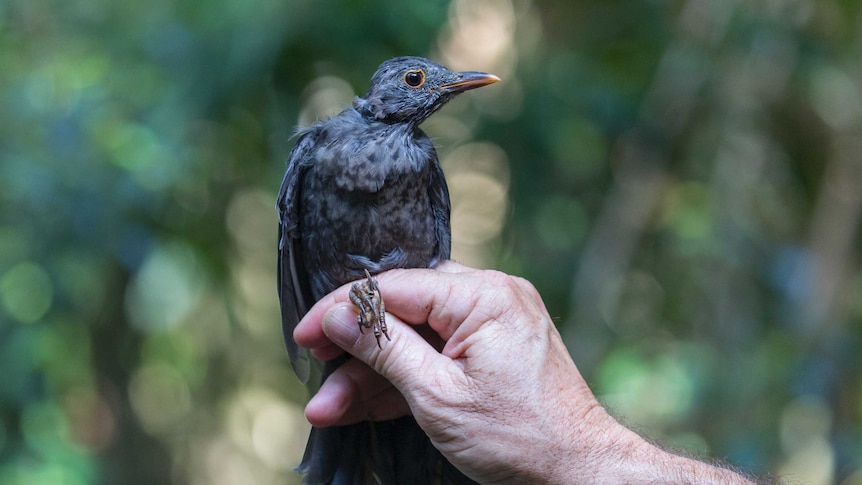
[403,70,425,88]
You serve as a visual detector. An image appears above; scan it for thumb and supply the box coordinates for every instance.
[321,303,448,394]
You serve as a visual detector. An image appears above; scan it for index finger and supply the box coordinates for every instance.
[293,264,532,351]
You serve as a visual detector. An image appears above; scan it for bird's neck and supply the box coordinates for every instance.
[353,96,425,129]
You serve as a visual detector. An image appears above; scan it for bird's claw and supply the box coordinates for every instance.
[349,269,390,349]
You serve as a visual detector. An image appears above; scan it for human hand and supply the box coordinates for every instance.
[294,262,765,484]
[294,261,622,483]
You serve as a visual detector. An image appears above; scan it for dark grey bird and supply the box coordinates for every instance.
[276,57,499,484]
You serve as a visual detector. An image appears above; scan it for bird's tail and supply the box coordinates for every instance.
[297,416,476,485]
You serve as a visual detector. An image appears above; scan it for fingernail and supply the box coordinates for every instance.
[322,305,361,348]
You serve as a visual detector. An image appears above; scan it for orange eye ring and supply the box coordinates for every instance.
[403,69,425,88]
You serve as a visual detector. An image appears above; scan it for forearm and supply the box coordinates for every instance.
[605,432,765,484]
[550,417,772,485]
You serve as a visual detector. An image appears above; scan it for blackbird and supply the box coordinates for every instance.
[277,57,499,484]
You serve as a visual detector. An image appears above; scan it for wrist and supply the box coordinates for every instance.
[566,410,646,484]
[537,399,636,485]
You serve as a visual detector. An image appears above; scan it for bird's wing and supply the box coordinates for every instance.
[428,153,452,264]
[277,129,318,384]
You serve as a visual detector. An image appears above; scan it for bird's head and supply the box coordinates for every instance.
[354,56,500,125]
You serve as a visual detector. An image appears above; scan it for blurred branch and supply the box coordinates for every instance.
[806,132,862,335]
[563,1,735,368]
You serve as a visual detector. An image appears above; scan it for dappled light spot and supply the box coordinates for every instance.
[125,242,206,332]
[437,0,516,78]
[595,343,704,431]
[129,363,192,436]
[777,395,835,484]
[659,181,719,254]
[226,188,278,256]
[298,76,355,127]
[224,388,309,473]
[434,0,538,121]
[226,188,281,337]
[809,66,862,130]
[6,400,95,484]
[20,400,79,463]
[62,386,115,452]
[0,261,53,324]
[251,398,309,470]
[197,436,270,485]
[93,120,177,191]
[442,142,510,268]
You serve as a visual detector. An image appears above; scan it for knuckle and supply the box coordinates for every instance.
[511,275,542,301]
[477,269,521,295]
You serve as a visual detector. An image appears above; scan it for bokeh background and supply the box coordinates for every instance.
[2,0,861,483]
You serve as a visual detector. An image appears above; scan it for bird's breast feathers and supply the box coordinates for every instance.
[306,110,434,193]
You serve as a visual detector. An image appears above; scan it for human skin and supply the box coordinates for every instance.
[293,261,767,484]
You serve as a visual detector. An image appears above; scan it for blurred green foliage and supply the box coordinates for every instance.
[1,0,861,484]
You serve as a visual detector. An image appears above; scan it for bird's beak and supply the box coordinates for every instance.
[440,71,501,93]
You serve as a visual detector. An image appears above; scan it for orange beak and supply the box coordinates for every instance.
[439,71,501,93]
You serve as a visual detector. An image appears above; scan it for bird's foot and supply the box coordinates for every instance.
[349,269,390,349]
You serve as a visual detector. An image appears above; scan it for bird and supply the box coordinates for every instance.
[276,56,499,484]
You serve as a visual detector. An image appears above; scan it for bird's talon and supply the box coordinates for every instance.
[349,270,387,348]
